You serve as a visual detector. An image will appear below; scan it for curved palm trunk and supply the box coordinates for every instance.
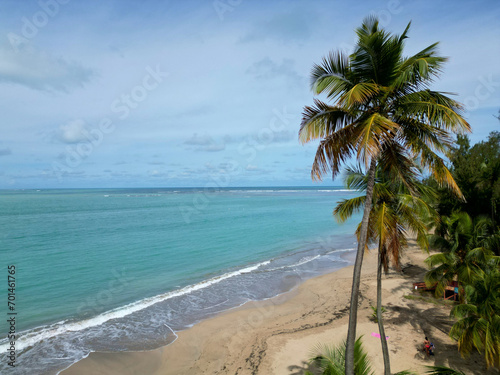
[345,158,377,375]
[377,243,391,375]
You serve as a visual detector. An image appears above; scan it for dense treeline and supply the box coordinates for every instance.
[427,131,500,227]
[424,129,500,368]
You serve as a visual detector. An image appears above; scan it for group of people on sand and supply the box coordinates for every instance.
[423,336,435,356]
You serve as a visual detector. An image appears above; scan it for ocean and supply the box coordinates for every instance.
[0,187,362,374]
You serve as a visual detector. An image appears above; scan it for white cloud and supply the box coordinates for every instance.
[184,133,215,146]
[0,46,95,92]
[199,144,225,152]
[56,119,89,144]
[246,58,302,81]
[184,133,226,152]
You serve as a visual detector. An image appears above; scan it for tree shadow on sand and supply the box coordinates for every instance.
[287,360,320,375]
[386,304,495,375]
[401,263,429,279]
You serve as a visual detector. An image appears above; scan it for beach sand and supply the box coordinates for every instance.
[62,241,496,375]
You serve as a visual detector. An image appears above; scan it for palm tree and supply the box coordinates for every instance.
[306,336,374,375]
[449,267,500,368]
[425,212,499,302]
[299,16,470,373]
[334,165,434,374]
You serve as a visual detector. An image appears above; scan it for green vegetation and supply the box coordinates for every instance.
[424,212,499,301]
[428,132,500,226]
[425,366,466,375]
[423,149,500,367]
[370,305,386,322]
[305,336,465,375]
[306,337,374,375]
[299,15,469,375]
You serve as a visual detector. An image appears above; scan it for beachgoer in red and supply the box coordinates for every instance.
[423,336,431,356]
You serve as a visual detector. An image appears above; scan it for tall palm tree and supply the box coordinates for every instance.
[334,165,434,374]
[299,16,470,374]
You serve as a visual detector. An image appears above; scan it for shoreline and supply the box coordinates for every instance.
[56,250,356,375]
[61,243,493,375]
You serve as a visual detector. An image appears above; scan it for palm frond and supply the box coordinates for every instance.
[311,50,352,98]
[299,100,355,143]
[355,113,399,166]
[310,125,357,180]
[338,82,380,107]
[425,365,466,375]
[334,196,366,223]
[308,336,374,375]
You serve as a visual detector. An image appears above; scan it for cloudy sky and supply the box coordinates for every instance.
[0,0,499,189]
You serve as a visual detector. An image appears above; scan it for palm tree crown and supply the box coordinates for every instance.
[299,16,470,190]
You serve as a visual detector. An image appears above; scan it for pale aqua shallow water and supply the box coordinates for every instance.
[0,187,362,374]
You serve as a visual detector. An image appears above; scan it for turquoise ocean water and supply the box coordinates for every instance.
[0,187,362,374]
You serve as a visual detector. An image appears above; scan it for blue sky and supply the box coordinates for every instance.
[0,0,499,189]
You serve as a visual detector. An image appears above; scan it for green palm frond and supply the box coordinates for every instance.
[398,91,469,133]
[394,43,447,91]
[299,100,355,143]
[417,145,463,199]
[334,196,366,223]
[378,141,420,194]
[310,125,358,180]
[355,113,400,166]
[308,337,374,375]
[425,366,466,375]
[338,82,380,107]
[310,50,352,97]
[344,165,369,191]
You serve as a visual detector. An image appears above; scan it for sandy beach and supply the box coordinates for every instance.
[62,242,495,375]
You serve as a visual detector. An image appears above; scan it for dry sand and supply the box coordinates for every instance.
[62,242,497,375]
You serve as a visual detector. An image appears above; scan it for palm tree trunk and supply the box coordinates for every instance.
[345,158,377,375]
[377,242,391,375]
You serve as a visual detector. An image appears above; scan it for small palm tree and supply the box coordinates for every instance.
[334,165,434,374]
[449,267,500,368]
[299,16,470,373]
[306,337,374,375]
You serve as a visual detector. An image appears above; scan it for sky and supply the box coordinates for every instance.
[0,0,499,189]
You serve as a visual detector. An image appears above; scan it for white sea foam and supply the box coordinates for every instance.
[0,260,271,353]
[266,254,321,271]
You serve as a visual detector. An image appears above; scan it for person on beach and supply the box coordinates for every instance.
[423,337,431,356]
